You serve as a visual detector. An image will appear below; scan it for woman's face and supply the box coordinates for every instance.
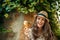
[36,16,45,28]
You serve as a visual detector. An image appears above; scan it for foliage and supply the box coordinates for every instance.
[0,0,57,15]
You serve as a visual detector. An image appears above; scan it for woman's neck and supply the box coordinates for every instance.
[38,27,43,33]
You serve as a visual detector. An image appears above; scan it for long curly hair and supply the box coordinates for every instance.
[32,16,57,40]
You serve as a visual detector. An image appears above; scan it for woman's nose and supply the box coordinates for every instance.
[39,19,42,23]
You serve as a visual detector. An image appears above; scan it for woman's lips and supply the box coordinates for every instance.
[38,23,42,25]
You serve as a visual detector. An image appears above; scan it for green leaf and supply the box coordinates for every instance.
[4,13,9,18]
[5,6,11,12]
[28,7,34,12]
[23,0,27,4]
[3,0,10,2]
[31,1,37,6]
[59,14,60,16]
[2,3,7,7]
[40,0,44,3]
[0,5,2,12]
[29,0,33,3]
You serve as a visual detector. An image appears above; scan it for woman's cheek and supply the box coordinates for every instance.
[42,21,45,25]
[37,23,42,28]
[38,21,44,27]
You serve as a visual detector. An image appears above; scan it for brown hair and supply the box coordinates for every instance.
[32,16,57,40]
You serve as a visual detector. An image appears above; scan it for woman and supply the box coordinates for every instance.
[20,11,57,40]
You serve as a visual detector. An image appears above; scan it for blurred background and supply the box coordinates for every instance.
[0,0,60,40]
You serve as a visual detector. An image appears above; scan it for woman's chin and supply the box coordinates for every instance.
[37,25,42,28]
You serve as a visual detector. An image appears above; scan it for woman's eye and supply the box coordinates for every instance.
[38,18,40,20]
[42,19,44,20]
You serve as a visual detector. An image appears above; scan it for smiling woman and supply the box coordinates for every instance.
[31,11,57,40]
[20,11,58,40]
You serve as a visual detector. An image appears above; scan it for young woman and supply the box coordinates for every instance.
[20,11,57,40]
